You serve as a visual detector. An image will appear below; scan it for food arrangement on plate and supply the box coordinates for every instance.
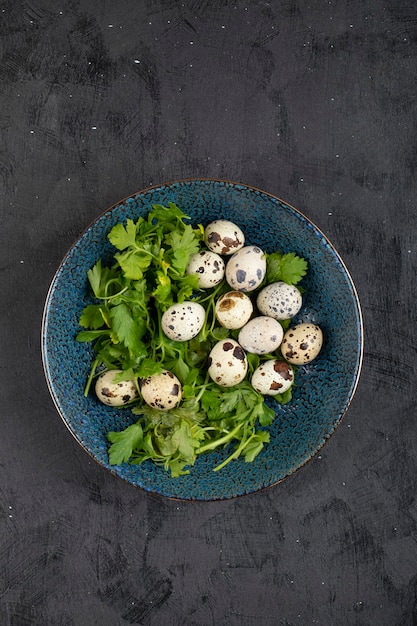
[76,204,323,477]
[42,180,363,500]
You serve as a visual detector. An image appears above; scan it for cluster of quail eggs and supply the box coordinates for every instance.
[95,219,323,410]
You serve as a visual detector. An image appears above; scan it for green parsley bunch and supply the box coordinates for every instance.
[77,203,307,477]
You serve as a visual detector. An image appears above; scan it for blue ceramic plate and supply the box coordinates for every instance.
[42,179,363,500]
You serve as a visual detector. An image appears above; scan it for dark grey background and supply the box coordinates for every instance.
[1,1,417,624]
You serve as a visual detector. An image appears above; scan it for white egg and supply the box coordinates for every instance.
[208,339,248,387]
[215,291,253,329]
[281,323,323,365]
[204,220,245,255]
[186,250,225,288]
[140,370,182,411]
[161,301,206,341]
[225,246,266,292]
[251,360,294,396]
[257,281,302,320]
[95,369,138,406]
[238,316,284,355]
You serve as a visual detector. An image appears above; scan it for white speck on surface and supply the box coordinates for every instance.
[134,59,140,63]
[328,212,333,215]
[20,261,24,264]
[300,178,304,182]
[336,154,340,158]
[91,126,97,130]
[108,24,114,28]
[342,481,346,486]
[67,177,71,181]
[190,41,194,44]
[30,130,35,134]
[221,25,226,29]
[408,250,411,253]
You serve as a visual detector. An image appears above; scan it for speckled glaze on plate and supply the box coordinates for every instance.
[42,179,363,500]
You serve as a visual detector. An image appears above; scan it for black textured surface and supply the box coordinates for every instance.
[1,1,416,624]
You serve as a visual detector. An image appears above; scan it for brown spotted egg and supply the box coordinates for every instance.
[238,316,284,355]
[251,360,294,396]
[208,339,248,387]
[204,220,245,255]
[95,369,138,406]
[215,291,253,329]
[161,301,206,341]
[186,250,225,288]
[257,281,302,321]
[140,370,182,411]
[281,323,323,365]
[225,246,266,292]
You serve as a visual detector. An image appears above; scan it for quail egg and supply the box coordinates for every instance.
[186,250,225,288]
[215,291,253,329]
[140,370,182,411]
[281,323,323,365]
[257,281,302,321]
[161,301,206,341]
[251,360,294,396]
[225,245,266,292]
[95,369,138,406]
[204,220,245,255]
[238,316,284,355]
[208,339,248,387]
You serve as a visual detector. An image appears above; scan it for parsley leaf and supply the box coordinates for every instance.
[108,422,143,464]
[108,218,137,250]
[109,303,147,357]
[266,251,308,285]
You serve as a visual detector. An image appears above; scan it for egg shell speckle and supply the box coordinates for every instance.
[205,220,245,255]
[238,316,284,355]
[140,370,182,411]
[186,250,225,288]
[281,323,323,365]
[161,301,206,341]
[251,360,294,396]
[208,339,248,387]
[215,291,253,329]
[225,246,266,292]
[95,369,138,406]
[257,281,303,321]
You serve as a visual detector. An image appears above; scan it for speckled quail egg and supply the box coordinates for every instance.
[238,316,284,355]
[186,250,225,288]
[251,360,294,396]
[161,301,206,341]
[207,339,248,387]
[257,281,302,321]
[215,291,253,329]
[204,220,245,255]
[140,370,182,411]
[95,369,138,406]
[225,246,266,292]
[281,323,323,365]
